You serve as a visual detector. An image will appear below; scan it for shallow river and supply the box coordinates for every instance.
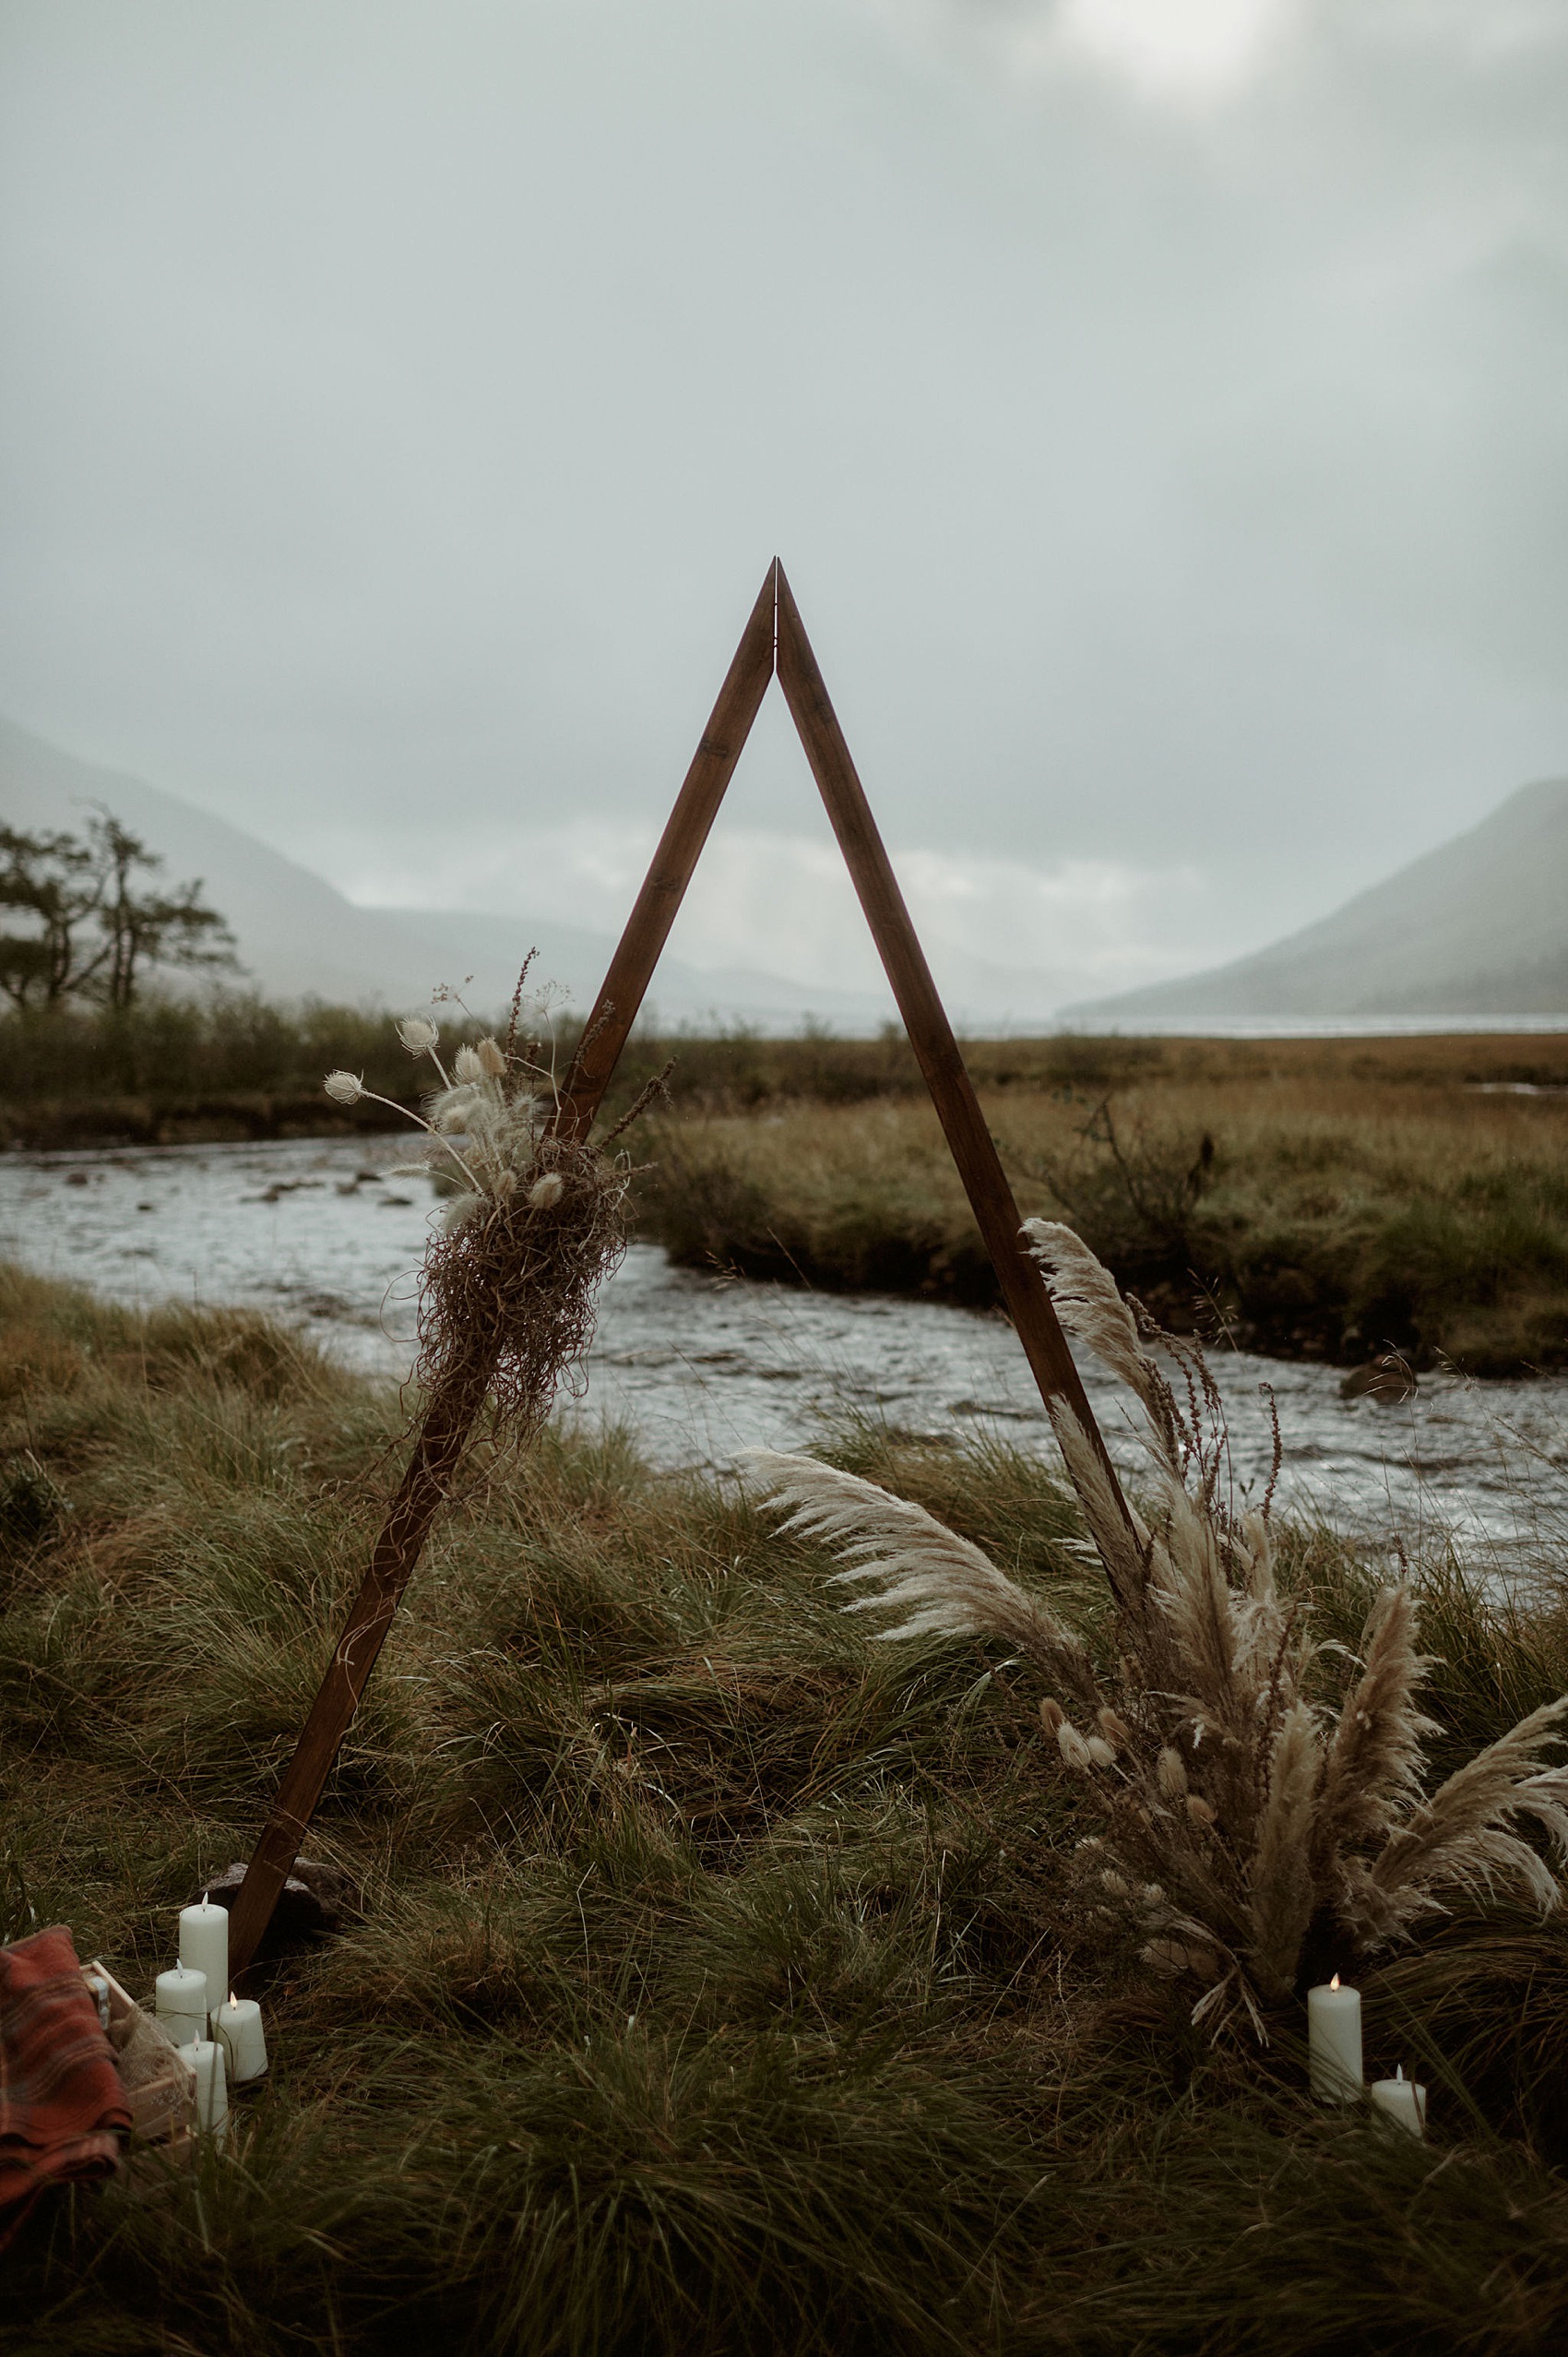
[4,1137,1566,1550]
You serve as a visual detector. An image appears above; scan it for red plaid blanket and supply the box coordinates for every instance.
[0,1925,130,2244]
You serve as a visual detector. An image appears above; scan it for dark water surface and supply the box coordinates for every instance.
[5,1136,1566,1549]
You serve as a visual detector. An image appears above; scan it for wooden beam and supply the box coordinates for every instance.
[223,1373,485,1980]
[229,556,1133,1976]
[773,566,1134,1536]
[225,564,780,1979]
[557,562,778,1137]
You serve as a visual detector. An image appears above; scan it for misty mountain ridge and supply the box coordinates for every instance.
[0,715,1069,1030]
[1069,774,1568,1025]
[10,714,1567,1033]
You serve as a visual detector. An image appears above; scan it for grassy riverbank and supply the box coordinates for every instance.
[0,998,992,1147]
[633,1035,1568,1375]
[0,998,437,1149]
[7,1005,1568,1373]
[10,1000,1568,1147]
[6,1268,1568,2351]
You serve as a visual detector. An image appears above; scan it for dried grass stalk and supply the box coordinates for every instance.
[1351,1700,1568,1939]
[742,1447,1093,1702]
[749,1229,1568,2043]
[1247,1702,1322,1997]
[1315,1586,1436,1863]
[1023,1220,1170,1445]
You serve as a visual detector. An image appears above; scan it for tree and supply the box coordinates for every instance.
[0,825,101,1006]
[0,809,240,1010]
[88,811,240,1009]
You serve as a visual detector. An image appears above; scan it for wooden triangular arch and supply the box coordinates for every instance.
[226,559,1131,1977]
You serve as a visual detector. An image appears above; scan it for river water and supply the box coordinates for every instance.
[4,1136,1566,1551]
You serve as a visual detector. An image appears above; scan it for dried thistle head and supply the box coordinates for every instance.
[1059,1721,1094,1769]
[324,1069,364,1105]
[398,1017,440,1056]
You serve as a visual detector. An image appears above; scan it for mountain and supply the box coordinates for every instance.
[0,713,870,1021]
[1,714,467,1007]
[377,905,903,1031]
[0,713,1064,1030]
[1068,776,1568,1025]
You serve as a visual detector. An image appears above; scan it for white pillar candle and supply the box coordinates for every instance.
[178,1896,229,2009]
[154,1966,208,2051]
[1370,2065,1426,2138]
[1307,1975,1363,2101]
[214,1991,267,2084]
[178,2037,229,2137]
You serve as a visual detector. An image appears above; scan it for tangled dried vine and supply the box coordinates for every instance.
[416,1127,627,1435]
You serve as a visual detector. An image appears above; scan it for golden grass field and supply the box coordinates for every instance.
[632,1033,1568,1375]
[6,1005,1568,1374]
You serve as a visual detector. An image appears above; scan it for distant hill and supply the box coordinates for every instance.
[0,715,900,1028]
[0,714,1080,1030]
[1069,776,1568,1024]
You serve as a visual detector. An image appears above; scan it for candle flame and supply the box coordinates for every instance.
[229,1990,238,2009]
[1396,2065,1405,2081]
[1330,1973,1340,1991]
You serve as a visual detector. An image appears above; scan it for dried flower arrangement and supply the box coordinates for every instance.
[325,973,651,1442]
[746,1223,1568,2042]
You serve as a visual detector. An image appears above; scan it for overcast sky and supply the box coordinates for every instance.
[3,0,1565,1007]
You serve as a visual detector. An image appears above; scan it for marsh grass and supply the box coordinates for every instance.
[11,1003,1568,1371]
[635,1062,1568,1371]
[6,1265,1568,2350]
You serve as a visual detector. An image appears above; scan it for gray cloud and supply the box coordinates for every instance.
[1,0,1564,1003]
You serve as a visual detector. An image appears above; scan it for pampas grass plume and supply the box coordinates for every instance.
[741,1447,1090,1691]
[750,1230,1568,2042]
